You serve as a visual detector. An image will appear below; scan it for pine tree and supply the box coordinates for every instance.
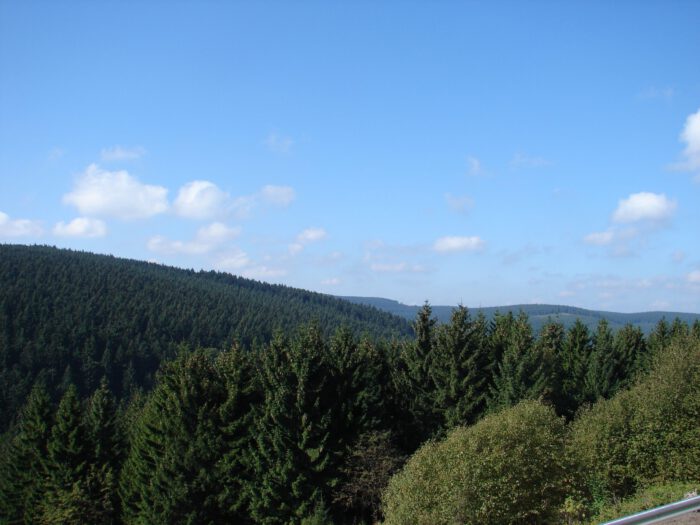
[585,319,617,401]
[0,383,52,524]
[397,303,438,446]
[249,325,336,524]
[487,311,541,411]
[120,349,233,524]
[431,306,490,430]
[534,321,566,413]
[561,320,592,416]
[42,384,89,523]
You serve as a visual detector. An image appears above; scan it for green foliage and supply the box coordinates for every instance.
[382,400,571,525]
[0,244,411,432]
[585,481,699,525]
[249,326,337,524]
[120,349,244,524]
[430,307,490,430]
[0,383,52,524]
[569,336,700,504]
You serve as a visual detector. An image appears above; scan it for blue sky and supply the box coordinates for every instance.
[1,1,699,312]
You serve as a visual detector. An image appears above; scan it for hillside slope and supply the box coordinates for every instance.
[0,244,410,430]
[340,296,700,333]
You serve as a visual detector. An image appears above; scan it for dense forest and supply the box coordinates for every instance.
[1,245,699,524]
[0,245,410,431]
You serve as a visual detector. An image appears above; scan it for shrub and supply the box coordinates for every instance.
[570,337,700,506]
[382,400,570,525]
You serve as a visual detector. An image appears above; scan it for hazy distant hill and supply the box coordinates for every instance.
[340,296,700,334]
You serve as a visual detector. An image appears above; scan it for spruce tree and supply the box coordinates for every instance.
[561,319,592,416]
[585,319,617,401]
[120,349,234,524]
[42,384,90,524]
[249,325,336,524]
[487,311,541,411]
[431,306,490,430]
[0,383,52,524]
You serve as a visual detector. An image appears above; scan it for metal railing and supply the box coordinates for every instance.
[601,494,700,525]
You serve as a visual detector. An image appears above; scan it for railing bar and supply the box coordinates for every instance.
[601,495,700,525]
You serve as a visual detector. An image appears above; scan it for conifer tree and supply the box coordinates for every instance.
[397,303,438,446]
[487,311,541,411]
[561,319,592,416]
[250,325,336,524]
[613,324,646,388]
[534,321,566,413]
[42,384,90,524]
[120,349,234,524]
[0,383,52,524]
[431,306,490,430]
[585,319,617,401]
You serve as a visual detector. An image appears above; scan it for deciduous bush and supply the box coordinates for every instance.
[382,400,570,525]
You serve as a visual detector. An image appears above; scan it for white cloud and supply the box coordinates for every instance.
[147,222,240,255]
[297,227,327,243]
[242,266,287,279]
[63,164,168,219]
[612,192,676,223]
[0,211,43,237]
[289,227,327,255]
[637,86,675,101]
[174,180,228,219]
[100,145,146,162]
[467,156,482,176]
[265,132,294,153]
[584,230,615,246]
[261,185,296,206]
[53,217,107,238]
[445,193,474,214]
[669,108,700,176]
[433,235,484,253]
[321,277,341,286]
[216,249,252,271]
[687,270,700,284]
[510,152,552,168]
[370,262,425,273]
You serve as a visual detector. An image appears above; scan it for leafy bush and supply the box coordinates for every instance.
[382,400,571,525]
[570,336,700,505]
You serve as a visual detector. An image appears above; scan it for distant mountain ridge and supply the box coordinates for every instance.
[340,296,700,334]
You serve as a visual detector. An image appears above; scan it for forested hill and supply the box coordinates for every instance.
[341,296,700,333]
[0,244,410,430]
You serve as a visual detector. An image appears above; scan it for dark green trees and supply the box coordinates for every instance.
[430,306,490,429]
[120,349,248,524]
[250,326,336,523]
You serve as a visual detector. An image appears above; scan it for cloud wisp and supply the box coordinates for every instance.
[289,227,327,255]
[433,235,485,253]
[148,222,241,255]
[100,146,147,162]
[0,211,43,238]
[53,217,107,238]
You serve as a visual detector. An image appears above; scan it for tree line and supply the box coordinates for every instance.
[2,302,697,524]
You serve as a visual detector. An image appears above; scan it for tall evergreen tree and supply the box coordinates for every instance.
[431,306,490,430]
[249,325,336,524]
[42,384,90,524]
[585,319,617,401]
[120,349,234,524]
[0,383,52,524]
[534,321,566,414]
[561,319,592,416]
[487,311,541,411]
[396,303,438,446]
